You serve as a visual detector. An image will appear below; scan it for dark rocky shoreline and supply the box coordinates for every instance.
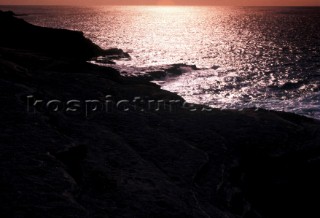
[1,10,320,218]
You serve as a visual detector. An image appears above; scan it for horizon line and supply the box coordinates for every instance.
[1,4,320,7]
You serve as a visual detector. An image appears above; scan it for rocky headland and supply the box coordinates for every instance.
[1,10,320,218]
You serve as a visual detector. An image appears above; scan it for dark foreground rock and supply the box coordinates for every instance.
[1,10,320,218]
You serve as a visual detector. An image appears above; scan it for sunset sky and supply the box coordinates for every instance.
[0,0,319,6]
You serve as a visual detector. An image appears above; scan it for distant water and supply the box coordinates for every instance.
[2,6,320,119]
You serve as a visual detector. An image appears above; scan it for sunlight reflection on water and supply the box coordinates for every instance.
[4,6,320,118]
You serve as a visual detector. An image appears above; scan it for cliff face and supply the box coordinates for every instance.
[1,10,320,218]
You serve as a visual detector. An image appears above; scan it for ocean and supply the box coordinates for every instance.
[1,5,320,119]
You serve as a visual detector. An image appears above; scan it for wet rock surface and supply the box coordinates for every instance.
[1,10,320,218]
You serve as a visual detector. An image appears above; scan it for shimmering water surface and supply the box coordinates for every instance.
[2,6,320,118]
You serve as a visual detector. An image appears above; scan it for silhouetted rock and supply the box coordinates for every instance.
[166,63,198,76]
[0,10,104,60]
[104,48,131,59]
[1,11,320,218]
[211,65,220,70]
[147,70,167,79]
[280,80,305,90]
[92,48,131,64]
[53,144,88,184]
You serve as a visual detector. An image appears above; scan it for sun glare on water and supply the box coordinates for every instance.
[157,0,175,5]
[22,5,319,119]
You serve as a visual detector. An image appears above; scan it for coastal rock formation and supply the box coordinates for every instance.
[0,10,104,60]
[1,10,320,218]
